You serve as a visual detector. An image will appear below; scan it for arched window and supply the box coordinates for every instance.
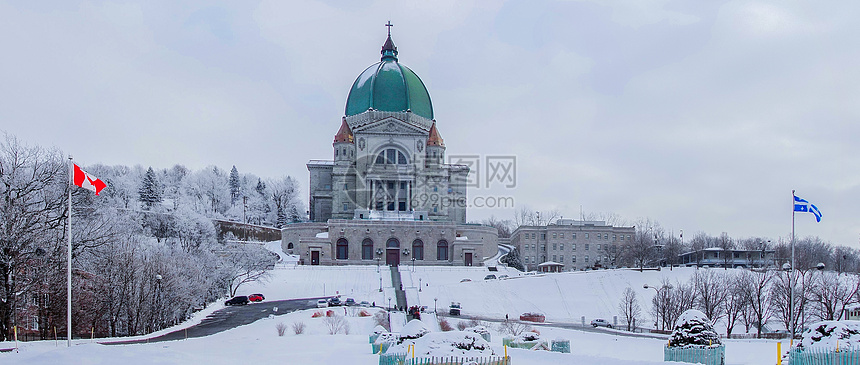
[287,242,294,249]
[362,238,374,260]
[412,239,424,260]
[336,238,349,260]
[437,240,448,261]
[387,238,400,248]
[375,148,408,165]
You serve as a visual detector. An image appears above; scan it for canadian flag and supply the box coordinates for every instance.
[73,164,106,195]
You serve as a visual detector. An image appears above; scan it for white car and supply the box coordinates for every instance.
[316,299,329,308]
[591,318,612,328]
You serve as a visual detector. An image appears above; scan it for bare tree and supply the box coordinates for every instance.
[513,206,560,227]
[738,270,773,338]
[618,287,641,331]
[717,232,734,269]
[809,271,860,321]
[220,243,274,296]
[723,273,748,337]
[0,134,67,341]
[693,270,728,324]
[480,216,513,238]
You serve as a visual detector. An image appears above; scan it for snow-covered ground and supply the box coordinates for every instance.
[0,244,784,364]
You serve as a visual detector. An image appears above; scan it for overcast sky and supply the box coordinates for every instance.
[1,1,858,248]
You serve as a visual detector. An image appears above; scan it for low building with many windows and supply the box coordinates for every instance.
[511,219,635,271]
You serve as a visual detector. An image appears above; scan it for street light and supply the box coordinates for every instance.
[434,298,438,314]
[412,257,416,272]
[644,283,673,330]
[376,257,380,273]
[419,278,422,292]
[388,297,392,311]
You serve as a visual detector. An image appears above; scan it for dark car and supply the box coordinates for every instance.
[225,296,249,306]
[328,297,342,306]
[248,293,265,302]
[345,298,356,306]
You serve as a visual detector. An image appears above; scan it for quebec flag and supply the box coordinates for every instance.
[794,195,822,222]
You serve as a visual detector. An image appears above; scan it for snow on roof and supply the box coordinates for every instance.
[455,236,468,240]
[537,261,562,266]
[315,232,329,238]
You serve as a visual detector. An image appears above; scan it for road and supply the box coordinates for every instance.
[104,296,328,345]
[438,313,669,340]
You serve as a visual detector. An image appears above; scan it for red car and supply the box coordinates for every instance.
[248,293,265,302]
[519,313,546,323]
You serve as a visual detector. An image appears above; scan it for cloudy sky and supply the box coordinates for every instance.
[1,1,857,247]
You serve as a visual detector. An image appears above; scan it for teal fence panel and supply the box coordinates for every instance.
[402,355,511,365]
[372,342,393,354]
[379,352,407,365]
[551,340,570,353]
[370,334,380,343]
[788,348,860,365]
[664,345,725,365]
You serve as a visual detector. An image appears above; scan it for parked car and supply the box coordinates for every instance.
[359,301,371,307]
[225,296,249,306]
[449,302,461,316]
[591,318,612,328]
[345,298,356,306]
[328,297,342,306]
[316,299,329,308]
[484,274,497,280]
[248,293,265,302]
[498,275,509,279]
[460,278,472,283]
[519,313,545,323]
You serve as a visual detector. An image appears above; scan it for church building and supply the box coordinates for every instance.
[282,29,498,267]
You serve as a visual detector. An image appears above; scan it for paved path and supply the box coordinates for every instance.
[438,313,669,340]
[104,296,328,345]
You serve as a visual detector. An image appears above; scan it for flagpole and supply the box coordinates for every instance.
[790,189,796,341]
[67,156,73,347]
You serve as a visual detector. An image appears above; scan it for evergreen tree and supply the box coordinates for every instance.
[139,166,162,208]
[501,247,525,271]
[229,165,240,205]
[255,178,266,196]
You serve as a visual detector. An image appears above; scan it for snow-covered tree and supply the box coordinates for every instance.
[229,165,240,206]
[668,309,721,348]
[139,167,162,208]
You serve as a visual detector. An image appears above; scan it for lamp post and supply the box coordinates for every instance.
[155,274,163,330]
[419,278,422,292]
[412,257,416,273]
[388,297,392,311]
[434,298,438,314]
[644,283,673,330]
[376,257,380,273]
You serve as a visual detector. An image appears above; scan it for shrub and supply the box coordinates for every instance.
[374,311,390,331]
[669,309,721,348]
[276,322,287,336]
[456,321,468,331]
[311,311,324,318]
[498,321,532,336]
[326,309,335,317]
[439,318,453,332]
[324,314,350,335]
[292,321,306,335]
[359,310,371,317]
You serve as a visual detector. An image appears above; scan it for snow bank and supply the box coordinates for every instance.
[797,321,860,349]
[399,319,429,342]
[388,331,495,358]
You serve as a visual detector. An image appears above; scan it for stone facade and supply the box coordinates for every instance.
[283,220,497,267]
[283,32,496,267]
[511,219,635,271]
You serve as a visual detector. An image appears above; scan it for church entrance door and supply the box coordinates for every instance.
[311,251,320,265]
[386,249,400,266]
[464,252,473,266]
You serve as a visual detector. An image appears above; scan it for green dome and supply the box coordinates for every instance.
[344,36,434,120]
